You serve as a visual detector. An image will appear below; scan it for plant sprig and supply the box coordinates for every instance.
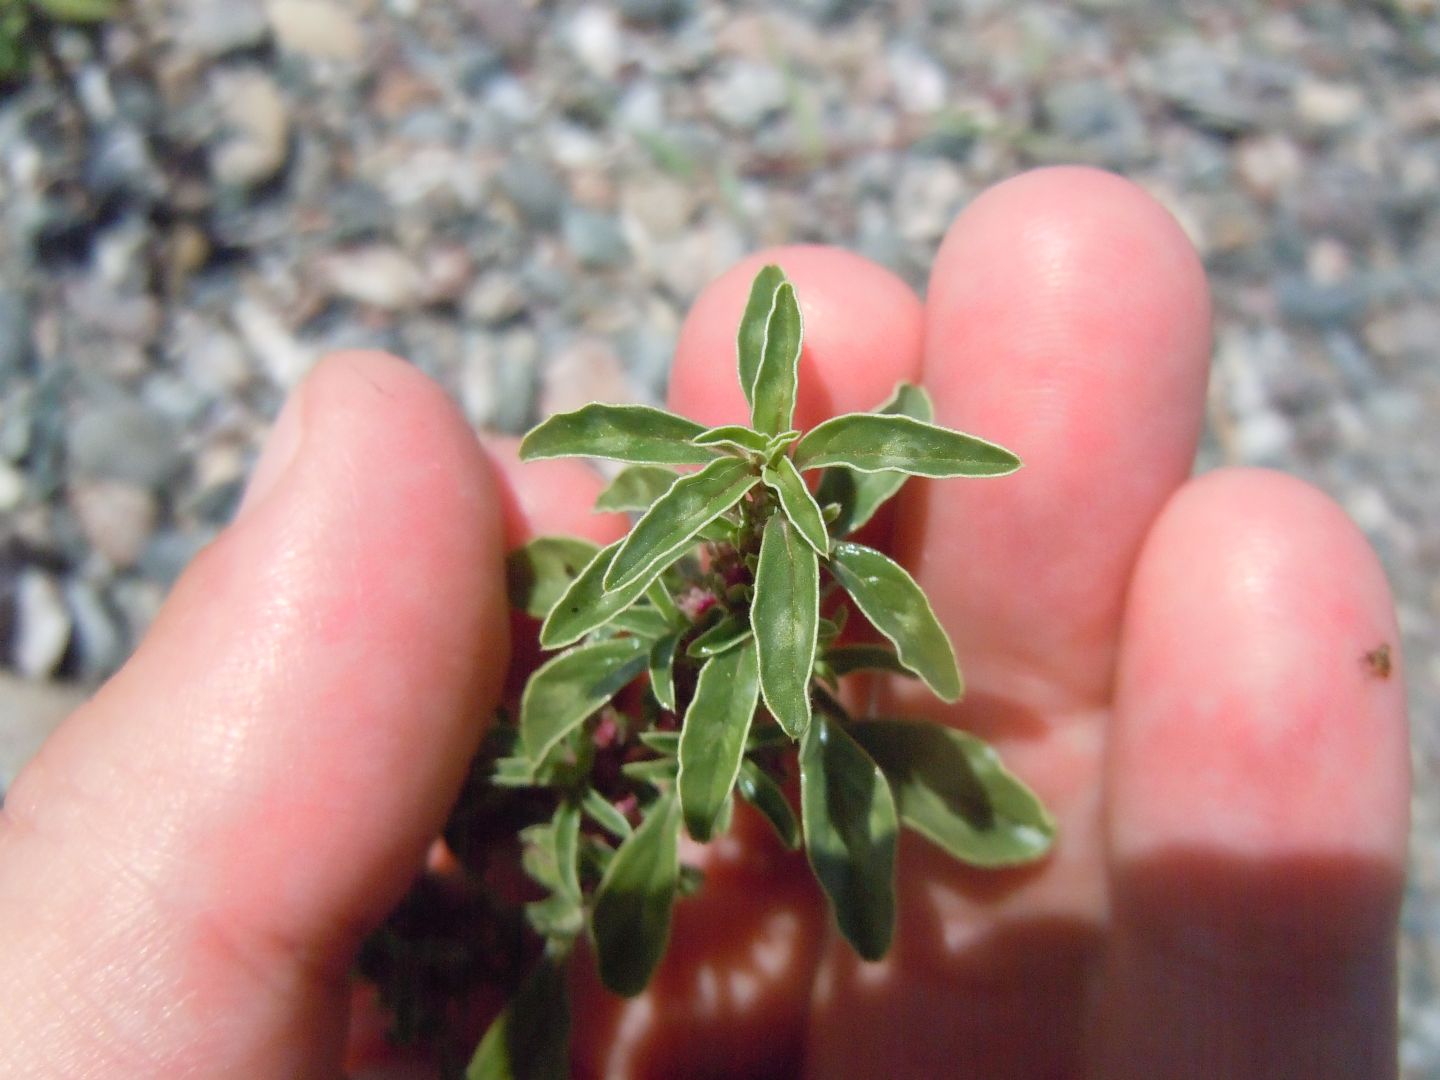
[362,265,1055,1080]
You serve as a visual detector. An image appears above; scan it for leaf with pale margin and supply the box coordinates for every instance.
[794,413,1020,477]
[520,404,716,466]
[604,456,759,591]
[753,514,819,738]
[737,264,787,407]
[763,455,828,555]
[506,537,600,619]
[540,540,661,649]
[750,282,803,435]
[467,955,570,1080]
[610,606,673,641]
[827,541,962,703]
[686,613,752,658]
[595,465,680,512]
[582,787,633,840]
[737,759,800,850]
[520,638,649,766]
[678,640,760,842]
[693,424,770,455]
[825,644,916,679]
[799,711,897,961]
[850,719,1054,867]
[816,382,932,536]
[648,629,683,711]
[592,791,682,997]
[638,730,680,755]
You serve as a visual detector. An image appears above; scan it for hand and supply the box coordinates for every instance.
[0,167,1407,1079]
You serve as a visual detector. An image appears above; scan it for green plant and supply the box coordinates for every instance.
[360,266,1055,1078]
[0,0,121,84]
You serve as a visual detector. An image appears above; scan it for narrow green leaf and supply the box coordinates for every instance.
[678,641,760,842]
[34,0,119,22]
[750,282,803,435]
[686,613,752,658]
[622,758,680,785]
[799,711,898,961]
[595,465,680,512]
[827,541,962,703]
[850,719,1055,867]
[816,382,933,536]
[467,956,571,1080]
[592,791,682,997]
[825,644,917,679]
[645,579,682,625]
[604,457,759,591]
[737,759,800,850]
[693,424,770,455]
[540,540,663,650]
[637,730,681,755]
[582,787,634,840]
[648,629,683,711]
[520,638,649,765]
[753,515,819,738]
[762,455,829,555]
[737,264,787,407]
[506,537,601,619]
[521,404,716,466]
[794,413,1020,477]
[610,605,673,641]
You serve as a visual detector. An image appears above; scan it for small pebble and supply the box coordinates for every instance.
[13,570,72,680]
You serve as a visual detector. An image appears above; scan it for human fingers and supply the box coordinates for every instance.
[1094,469,1408,1078]
[806,167,1213,1076]
[564,246,927,1078]
[0,352,508,1077]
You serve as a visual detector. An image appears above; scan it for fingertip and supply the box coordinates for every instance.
[669,245,923,427]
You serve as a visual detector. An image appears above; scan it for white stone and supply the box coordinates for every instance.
[232,294,316,388]
[210,69,290,188]
[320,246,426,310]
[1295,79,1366,130]
[13,571,72,680]
[265,0,366,61]
[566,5,624,80]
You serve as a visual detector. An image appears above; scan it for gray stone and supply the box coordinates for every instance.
[0,289,30,386]
[67,402,185,488]
[562,208,630,268]
[64,579,128,681]
[704,61,787,130]
[618,0,693,27]
[1042,78,1148,166]
[1275,274,1370,327]
[496,159,566,228]
[68,480,158,569]
[175,0,270,58]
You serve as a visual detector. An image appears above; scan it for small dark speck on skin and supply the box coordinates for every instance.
[1362,643,1392,680]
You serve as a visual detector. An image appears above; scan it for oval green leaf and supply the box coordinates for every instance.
[799,711,897,961]
[520,403,716,466]
[753,514,819,739]
[582,786,633,840]
[604,456,759,591]
[467,955,570,1080]
[693,424,770,455]
[750,282,803,436]
[505,536,601,619]
[737,264,787,407]
[678,641,760,842]
[737,758,800,850]
[827,541,962,703]
[816,382,933,536]
[762,455,829,555]
[849,718,1055,867]
[540,540,664,649]
[686,613,752,658]
[592,791,682,997]
[595,465,680,512]
[648,629,683,711]
[794,413,1020,477]
[519,637,650,765]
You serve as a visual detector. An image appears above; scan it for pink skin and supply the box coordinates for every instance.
[0,168,1408,1079]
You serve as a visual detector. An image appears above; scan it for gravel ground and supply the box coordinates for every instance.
[2,0,1438,1070]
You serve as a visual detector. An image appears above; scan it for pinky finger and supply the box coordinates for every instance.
[1095,468,1409,1079]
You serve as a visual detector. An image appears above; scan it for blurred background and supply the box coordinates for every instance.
[0,0,1436,1071]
